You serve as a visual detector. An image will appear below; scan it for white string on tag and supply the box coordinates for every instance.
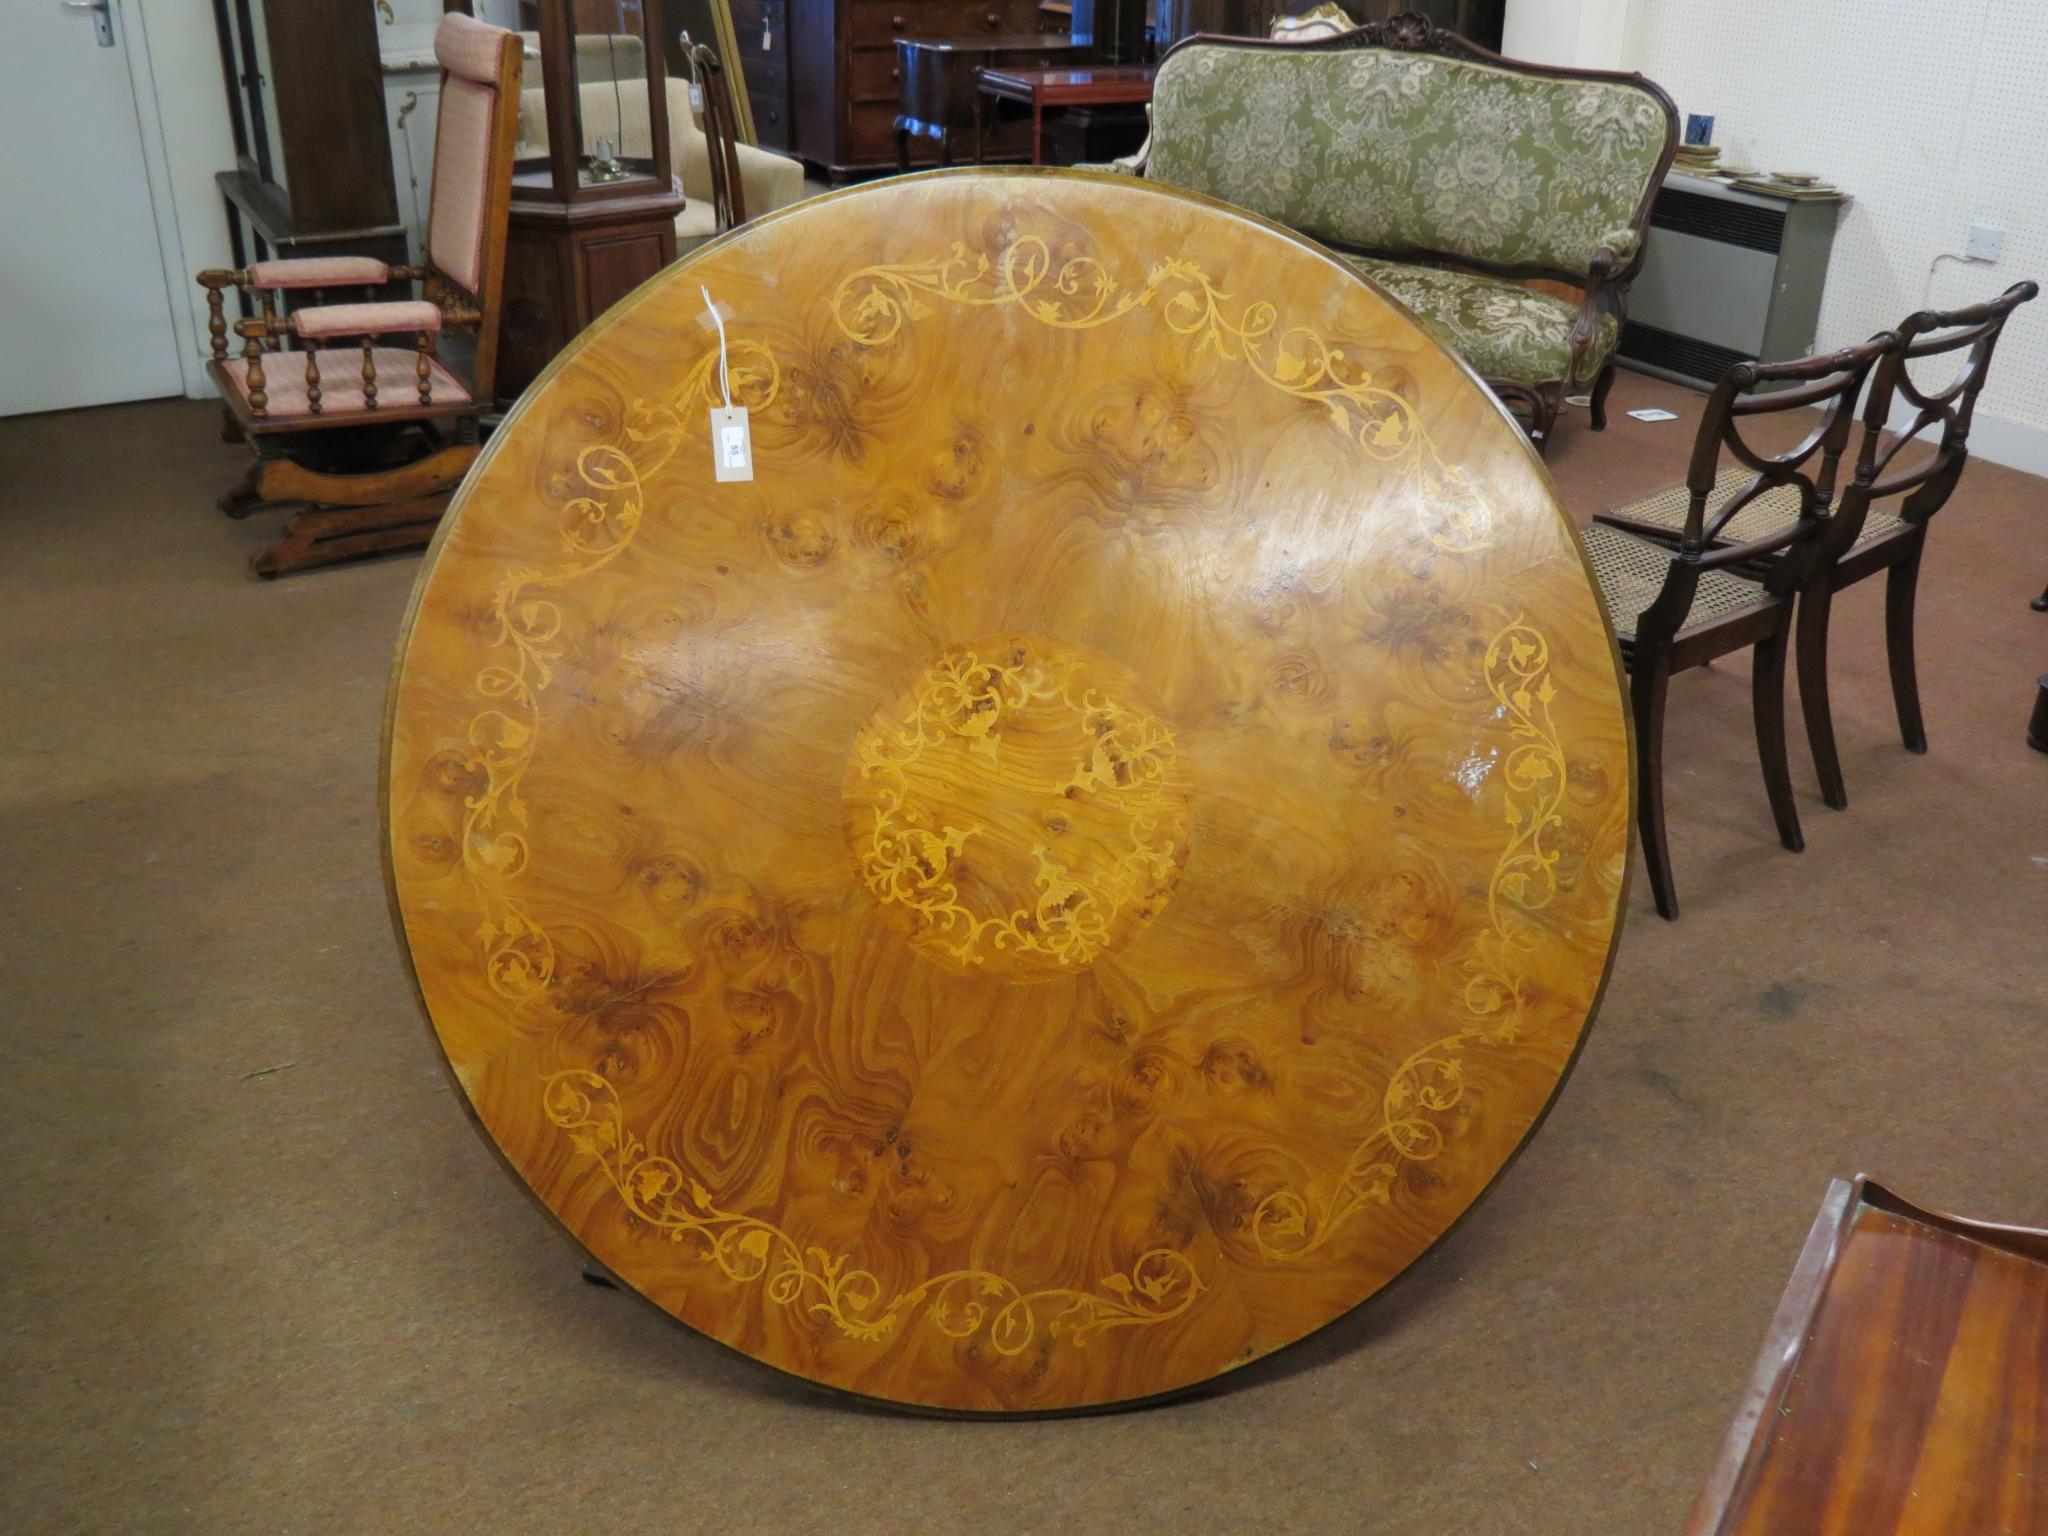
[700,285,753,482]
[701,284,732,411]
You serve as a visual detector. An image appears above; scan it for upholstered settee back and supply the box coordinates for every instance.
[1145,39,1674,282]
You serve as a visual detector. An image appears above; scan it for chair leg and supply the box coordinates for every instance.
[1795,583,1847,811]
[2032,580,2048,614]
[1589,362,1617,432]
[1630,656,1679,920]
[1885,538,1929,752]
[1752,618,1804,853]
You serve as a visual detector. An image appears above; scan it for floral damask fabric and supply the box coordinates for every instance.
[1348,258,1619,384]
[1145,43,1668,280]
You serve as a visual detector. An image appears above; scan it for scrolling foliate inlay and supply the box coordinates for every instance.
[541,1069,1204,1353]
[459,341,779,1003]
[1253,619,1569,1258]
[831,234,1494,554]
[455,260,1565,1353]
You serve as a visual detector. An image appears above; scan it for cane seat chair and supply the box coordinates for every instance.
[1599,282,2037,808]
[1585,337,1893,919]
[197,14,523,577]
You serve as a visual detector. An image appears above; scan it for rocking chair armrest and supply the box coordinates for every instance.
[242,256,394,290]
[290,300,443,340]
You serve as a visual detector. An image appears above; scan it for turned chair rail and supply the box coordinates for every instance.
[199,265,434,362]
[230,312,450,419]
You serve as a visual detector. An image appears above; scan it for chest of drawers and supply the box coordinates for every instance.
[791,0,1062,177]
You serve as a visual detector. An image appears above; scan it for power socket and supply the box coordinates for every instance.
[1967,222,2003,262]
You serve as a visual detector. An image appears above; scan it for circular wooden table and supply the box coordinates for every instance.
[385,170,1630,1415]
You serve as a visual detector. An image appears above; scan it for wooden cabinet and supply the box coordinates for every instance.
[729,0,794,149]
[790,0,1059,178]
[208,0,406,272]
[483,0,686,397]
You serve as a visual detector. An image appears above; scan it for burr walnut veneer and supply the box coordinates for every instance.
[384,170,1631,1413]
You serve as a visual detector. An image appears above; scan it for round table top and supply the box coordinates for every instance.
[385,169,1630,1414]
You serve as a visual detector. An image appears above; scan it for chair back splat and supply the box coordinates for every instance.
[1854,280,2039,528]
[1637,337,1893,642]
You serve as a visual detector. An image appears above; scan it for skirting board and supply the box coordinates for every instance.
[1935,405,2048,481]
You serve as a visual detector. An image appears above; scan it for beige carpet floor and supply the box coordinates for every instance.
[4,372,2046,1535]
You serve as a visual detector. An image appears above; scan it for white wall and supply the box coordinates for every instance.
[1502,0,1631,70]
[1620,0,2048,475]
[130,0,237,398]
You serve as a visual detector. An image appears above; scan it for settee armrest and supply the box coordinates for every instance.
[1564,242,1637,384]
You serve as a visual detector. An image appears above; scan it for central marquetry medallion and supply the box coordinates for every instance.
[844,635,1193,979]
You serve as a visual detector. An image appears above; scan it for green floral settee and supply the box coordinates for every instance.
[1110,17,1677,449]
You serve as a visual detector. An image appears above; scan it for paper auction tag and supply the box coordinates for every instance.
[710,406,753,482]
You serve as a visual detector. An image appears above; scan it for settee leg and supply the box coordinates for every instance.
[1589,363,1617,431]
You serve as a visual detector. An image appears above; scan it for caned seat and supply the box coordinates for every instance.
[1581,521,1773,639]
[1586,339,1893,920]
[1594,282,2037,816]
[1606,462,1906,550]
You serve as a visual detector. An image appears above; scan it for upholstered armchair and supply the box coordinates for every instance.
[197,14,522,576]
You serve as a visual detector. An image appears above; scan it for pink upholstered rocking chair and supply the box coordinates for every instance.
[198,13,522,577]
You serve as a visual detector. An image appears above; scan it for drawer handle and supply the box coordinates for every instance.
[984,10,999,26]
[891,66,901,80]
[891,13,906,28]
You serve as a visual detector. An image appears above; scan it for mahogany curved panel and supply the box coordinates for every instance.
[384,169,1631,1414]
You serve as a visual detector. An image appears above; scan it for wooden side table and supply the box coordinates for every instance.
[1686,1176,2048,1535]
[973,63,1157,166]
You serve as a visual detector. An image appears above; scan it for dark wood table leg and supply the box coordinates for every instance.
[1031,96,1044,166]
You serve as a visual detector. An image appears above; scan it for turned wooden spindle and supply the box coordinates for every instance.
[242,330,267,418]
[201,275,229,362]
[416,332,434,406]
[305,343,323,415]
[362,336,378,410]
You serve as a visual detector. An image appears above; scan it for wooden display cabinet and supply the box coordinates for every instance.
[457,0,687,398]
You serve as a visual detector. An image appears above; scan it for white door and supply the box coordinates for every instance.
[0,0,186,417]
